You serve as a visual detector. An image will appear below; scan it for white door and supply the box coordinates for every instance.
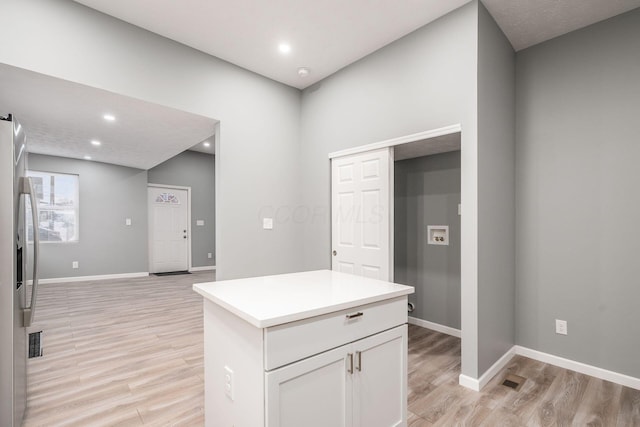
[148,187,189,273]
[352,326,407,427]
[266,345,352,427]
[331,148,392,280]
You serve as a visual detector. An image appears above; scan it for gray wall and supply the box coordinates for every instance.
[477,4,516,375]
[0,0,301,281]
[29,154,148,279]
[515,8,640,378]
[394,152,461,329]
[300,2,480,377]
[148,151,215,267]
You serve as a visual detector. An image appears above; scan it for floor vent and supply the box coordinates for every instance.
[502,374,525,391]
[29,331,43,358]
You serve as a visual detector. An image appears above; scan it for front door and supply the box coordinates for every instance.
[148,187,189,273]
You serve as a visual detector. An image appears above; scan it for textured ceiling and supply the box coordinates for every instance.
[483,0,640,51]
[0,64,216,170]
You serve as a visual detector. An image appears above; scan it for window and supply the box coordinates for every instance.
[27,171,79,243]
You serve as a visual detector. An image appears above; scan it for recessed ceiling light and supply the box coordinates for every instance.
[278,43,291,54]
[203,142,211,148]
[298,67,311,77]
[84,155,92,160]
[91,140,101,146]
[103,114,116,121]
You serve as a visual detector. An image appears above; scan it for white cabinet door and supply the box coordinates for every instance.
[353,326,407,427]
[265,345,352,427]
[331,148,393,281]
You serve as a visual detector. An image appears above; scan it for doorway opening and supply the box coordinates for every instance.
[329,125,463,350]
[394,137,461,338]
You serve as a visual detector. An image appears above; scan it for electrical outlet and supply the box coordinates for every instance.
[224,366,234,400]
[125,218,132,226]
[555,319,567,335]
[72,261,79,269]
[207,253,212,259]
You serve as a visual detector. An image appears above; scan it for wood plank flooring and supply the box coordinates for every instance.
[22,273,640,426]
[406,325,640,426]
[23,272,212,427]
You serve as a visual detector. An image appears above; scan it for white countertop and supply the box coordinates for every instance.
[193,270,414,328]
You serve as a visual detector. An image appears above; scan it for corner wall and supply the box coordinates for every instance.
[477,3,516,376]
[28,154,148,279]
[515,7,640,378]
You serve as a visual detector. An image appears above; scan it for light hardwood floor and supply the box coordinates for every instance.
[23,273,640,426]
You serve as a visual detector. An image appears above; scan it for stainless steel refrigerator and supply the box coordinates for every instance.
[0,114,40,427]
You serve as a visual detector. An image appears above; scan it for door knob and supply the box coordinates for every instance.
[332,250,337,256]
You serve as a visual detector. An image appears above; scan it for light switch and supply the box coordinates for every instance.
[125,218,132,226]
[263,218,274,230]
[196,220,205,226]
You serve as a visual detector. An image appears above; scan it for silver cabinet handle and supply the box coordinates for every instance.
[355,351,362,372]
[347,353,353,374]
[346,312,363,319]
[21,177,39,327]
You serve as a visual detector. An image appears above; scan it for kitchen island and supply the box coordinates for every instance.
[193,270,414,427]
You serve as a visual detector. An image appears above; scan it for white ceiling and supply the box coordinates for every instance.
[73,0,470,89]
[3,1,638,169]
[0,64,216,170]
[73,0,640,89]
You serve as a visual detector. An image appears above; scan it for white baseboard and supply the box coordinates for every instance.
[515,346,640,391]
[458,345,640,392]
[189,266,216,272]
[408,316,461,338]
[458,346,517,391]
[29,272,149,285]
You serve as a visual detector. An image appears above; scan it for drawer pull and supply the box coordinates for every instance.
[346,312,363,320]
[347,353,354,374]
[355,351,362,372]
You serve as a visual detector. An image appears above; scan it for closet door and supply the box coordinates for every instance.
[331,148,392,280]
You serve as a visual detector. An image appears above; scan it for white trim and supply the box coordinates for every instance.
[458,346,516,391]
[147,183,192,191]
[190,265,216,272]
[148,184,192,273]
[328,124,462,159]
[29,272,149,285]
[458,374,480,391]
[515,346,640,391]
[408,317,461,338]
[457,344,640,392]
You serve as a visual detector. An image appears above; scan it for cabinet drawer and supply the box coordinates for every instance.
[264,296,407,371]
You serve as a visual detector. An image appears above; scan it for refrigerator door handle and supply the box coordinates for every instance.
[20,177,39,327]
